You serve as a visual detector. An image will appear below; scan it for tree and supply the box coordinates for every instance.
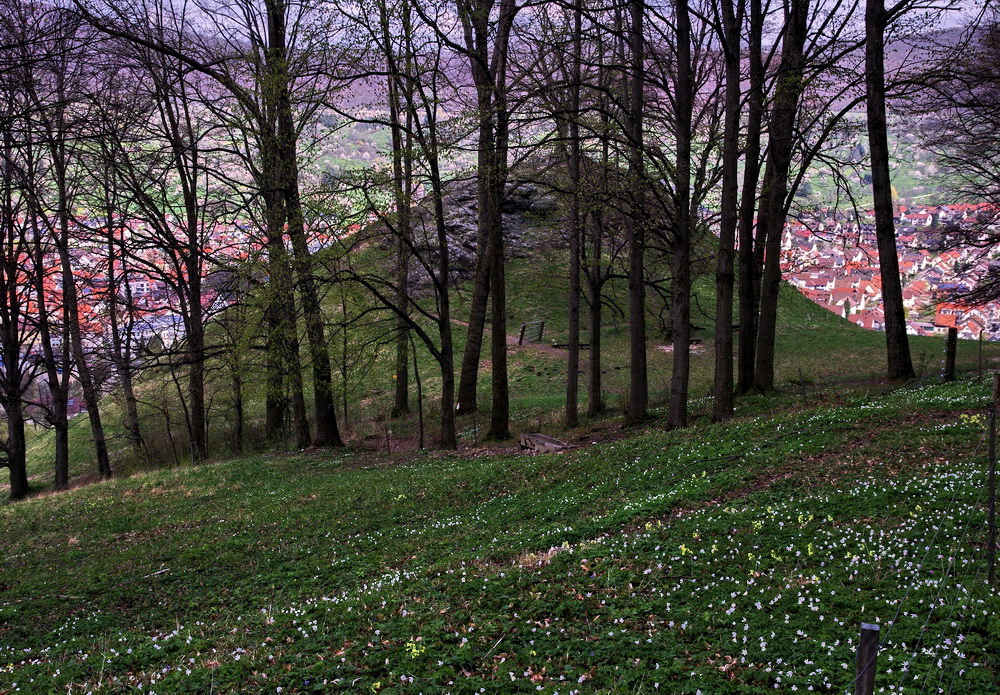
[77,0,345,448]
[0,44,36,498]
[711,0,744,421]
[26,9,113,478]
[625,0,648,424]
[88,33,218,459]
[566,0,584,429]
[919,15,998,301]
[864,0,916,381]
[666,0,695,429]
[335,0,462,447]
[735,0,767,394]
[420,0,520,439]
[77,72,148,456]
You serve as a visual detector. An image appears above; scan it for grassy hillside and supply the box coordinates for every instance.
[1,377,997,693]
[5,250,998,692]
[18,249,998,493]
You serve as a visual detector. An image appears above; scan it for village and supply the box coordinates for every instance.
[782,201,1000,339]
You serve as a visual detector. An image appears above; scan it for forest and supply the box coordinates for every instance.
[1,0,993,500]
[2,1,1000,692]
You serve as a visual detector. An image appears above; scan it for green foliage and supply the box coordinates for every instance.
[1,378,997,692]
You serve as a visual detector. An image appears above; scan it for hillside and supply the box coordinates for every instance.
[4,261,1000,692]
[1,374,998,693]
[6,250,1000,693]
[17,249,997,494]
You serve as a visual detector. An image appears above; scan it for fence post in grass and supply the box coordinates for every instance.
[411,335,424,450]
[989,374,999,584]
[944,327,957,382]
[854,622,880,695]
[979,331,984,380]
[519,323,527,345]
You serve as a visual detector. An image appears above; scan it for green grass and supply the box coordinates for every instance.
[6,245,999,692]
[1,377,997,692]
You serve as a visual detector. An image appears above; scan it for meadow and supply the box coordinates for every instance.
[2,375,997,692]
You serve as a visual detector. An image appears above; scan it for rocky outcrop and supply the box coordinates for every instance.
[398,177,560,289]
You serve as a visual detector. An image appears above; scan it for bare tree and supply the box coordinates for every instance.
[77,0,345,447]
[710,0,744,421]
[625,0,648,424]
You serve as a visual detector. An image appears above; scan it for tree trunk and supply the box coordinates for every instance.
[565,0,583,429]
[588,210,604,416]
[736,0,765,394]
[179,152,206,457]
[269,0,342,446]
[456,223,491,415]
[486,166,510,439]
[427,157,458,448]
[4,400,29,500]
[485,0,516,440]
[183,223,207,458]
[106,226,143,452]
[455,63,497,417]
[286,292,311,450]
[668,0,693,430]
[625,0,647,424]
[232,370,244,454]
[753,0,809,392]
[387,57,412,417]
[30,213,71,489]
[56,185,111,478]
[865,0,915,381]
[264,196,290,440]
[713,0,743,421]
[285,178,343,446]
[62,254,112,478]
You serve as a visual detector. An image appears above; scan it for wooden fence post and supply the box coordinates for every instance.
[518,323,527,345]
[979,331,984,380]
[989,374,999,584]
[854,622,879,695]
[944,326,957,382]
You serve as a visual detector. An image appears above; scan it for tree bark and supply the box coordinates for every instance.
[486,0,517,440]
[3,399,29,500]
[712,0,743,421]
[385,34,412,418]
[264,188,292,440]
[753,0,809,392]
[668,0,693,430]
[60,238,112,478]
[54,159,111,478]
[105,224,143,453]
[865,0,915,381]
[285,177,343,446]
[456,210,491,415]
[28,208,71,489]
[588,209,604,416]
[736,0,765,394]
[486,162,510,439]
[625,0,648,424]
[269,0,342,446]
[565,0,583,429]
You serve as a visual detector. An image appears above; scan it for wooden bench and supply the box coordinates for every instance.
[520,433,572,453]
[518,320,545,345]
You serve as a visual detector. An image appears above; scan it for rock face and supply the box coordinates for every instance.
[404,177,559,289]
